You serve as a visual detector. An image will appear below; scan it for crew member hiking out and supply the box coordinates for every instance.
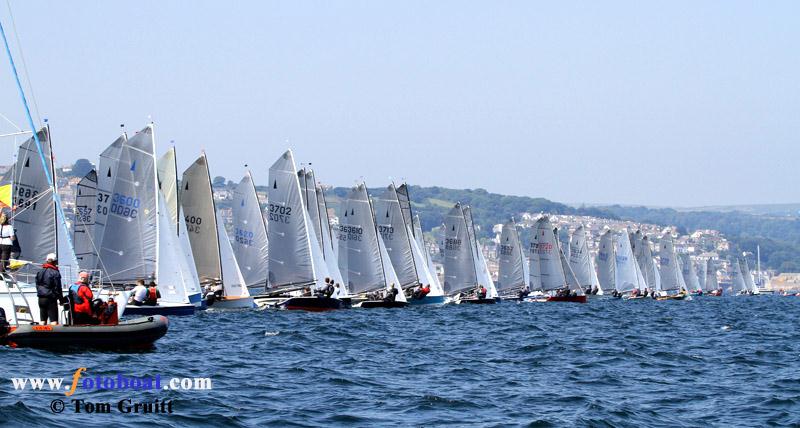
[35,253,63,325]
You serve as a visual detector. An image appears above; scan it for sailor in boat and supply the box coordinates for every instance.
[317,278,335,298]
[476,284,487,300]
[202,282,224,306]
[383,284,399,302]
[145,281,161,305]
[128,279,148,306]
[517,288,530,299]
[412,284,431,300]
[35,253,64,325]
[69,271,98,325]
[0,213,13,272]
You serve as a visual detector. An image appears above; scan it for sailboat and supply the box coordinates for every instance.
[740,257,759,295]
[568,225,602,296]
[231,171,269,293]
[635,234,661,295]
[373,183,444,305]
[525,216,586,303]
[704,258,722,296]
[96,126,199,316]
[730,258,748,296]
[337,183,407,308]
[298,169,347,298]
[463,205,498,303]
[680,254,702,294]
[411,213,445,300]
[180,152,254,309]
[496,219,529,300]
[255,150,345,311]
[596,229,615,295]
[442,203,496,304]
[614,228,647,299]
[655,235,689,300]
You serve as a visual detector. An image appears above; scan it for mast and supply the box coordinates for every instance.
[757,245,761,286]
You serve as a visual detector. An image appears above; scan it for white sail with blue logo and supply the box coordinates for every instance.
[614,229,645,294]
[97,126,157,283]
[231,171,269,291]
[596,229,615,293]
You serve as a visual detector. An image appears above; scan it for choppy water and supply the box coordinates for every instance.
[1,295,799,427]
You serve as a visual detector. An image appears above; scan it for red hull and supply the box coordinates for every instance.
[546,295,587,303]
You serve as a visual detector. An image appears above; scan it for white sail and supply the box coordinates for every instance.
[463,206,496,296]
[337,183,387,295]
[568,225,598,291]
[681,254,701,291]
[741,257,758,294]
[407,225,443,297]
[97,126,158,283]
[316,185,346,295]
[704,259,719,291]
[217,214,250,298]
[442,203,477,295]
[596,229,615,292]
[497,220,527,294]
[231,172,269,290]
[412,215,444,296]
[267,150,316,290]
[155,191,192,304]
[533,217,569,292]
[73,170,98,270]
[614,229,643,293]
[730,258,747,294]
[697,257,707,290]
[377,232,406,302]
[156,148,180,230]
[658,235,683,292]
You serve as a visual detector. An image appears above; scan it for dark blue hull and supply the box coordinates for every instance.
[408,295,446,306]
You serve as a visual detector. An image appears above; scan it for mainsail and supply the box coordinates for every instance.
[704,259,719,291]
[568,225,600,292]
[372,184,419,288]
[497,220,527,294]
[337,183,390,295]
[614,229,644,293]
[267,150,317,290]
[596,229,615,292]
[12,127,56,265]
[412,214,444,295]
[93,134,125,271]
[530,216,573,292]
[681,254,701,291]
[156,147,180,229]
[73,169,98,270]
[658,235,682,292]
[442,203,477,295]
[731,258,747,294]
[697,257,707,290]
[231,171,269,290]
[740,257,758,294]
[180,154,222,286]
[463,206,497,298]
[97,126,157,283]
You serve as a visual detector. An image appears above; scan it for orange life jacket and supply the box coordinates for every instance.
[146,286,158,304]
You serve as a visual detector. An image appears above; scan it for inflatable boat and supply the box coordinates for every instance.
[1,316,168,350]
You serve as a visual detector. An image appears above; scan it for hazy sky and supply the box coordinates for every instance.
[0,1,797,207]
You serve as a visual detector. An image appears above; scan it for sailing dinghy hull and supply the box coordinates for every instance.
[458,297,497,305]
[1,316,168,350]
[207,296,256,310]
[546,295,587,303]
[408,295,446,306]
[123,303,195,317]
[357,300,408,309]
[281,297,349,311]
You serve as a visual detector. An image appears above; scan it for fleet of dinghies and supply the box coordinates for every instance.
[0,131,780,323]
[0,126,776,322]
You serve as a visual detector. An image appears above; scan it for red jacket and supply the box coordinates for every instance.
[73,283,93,314]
